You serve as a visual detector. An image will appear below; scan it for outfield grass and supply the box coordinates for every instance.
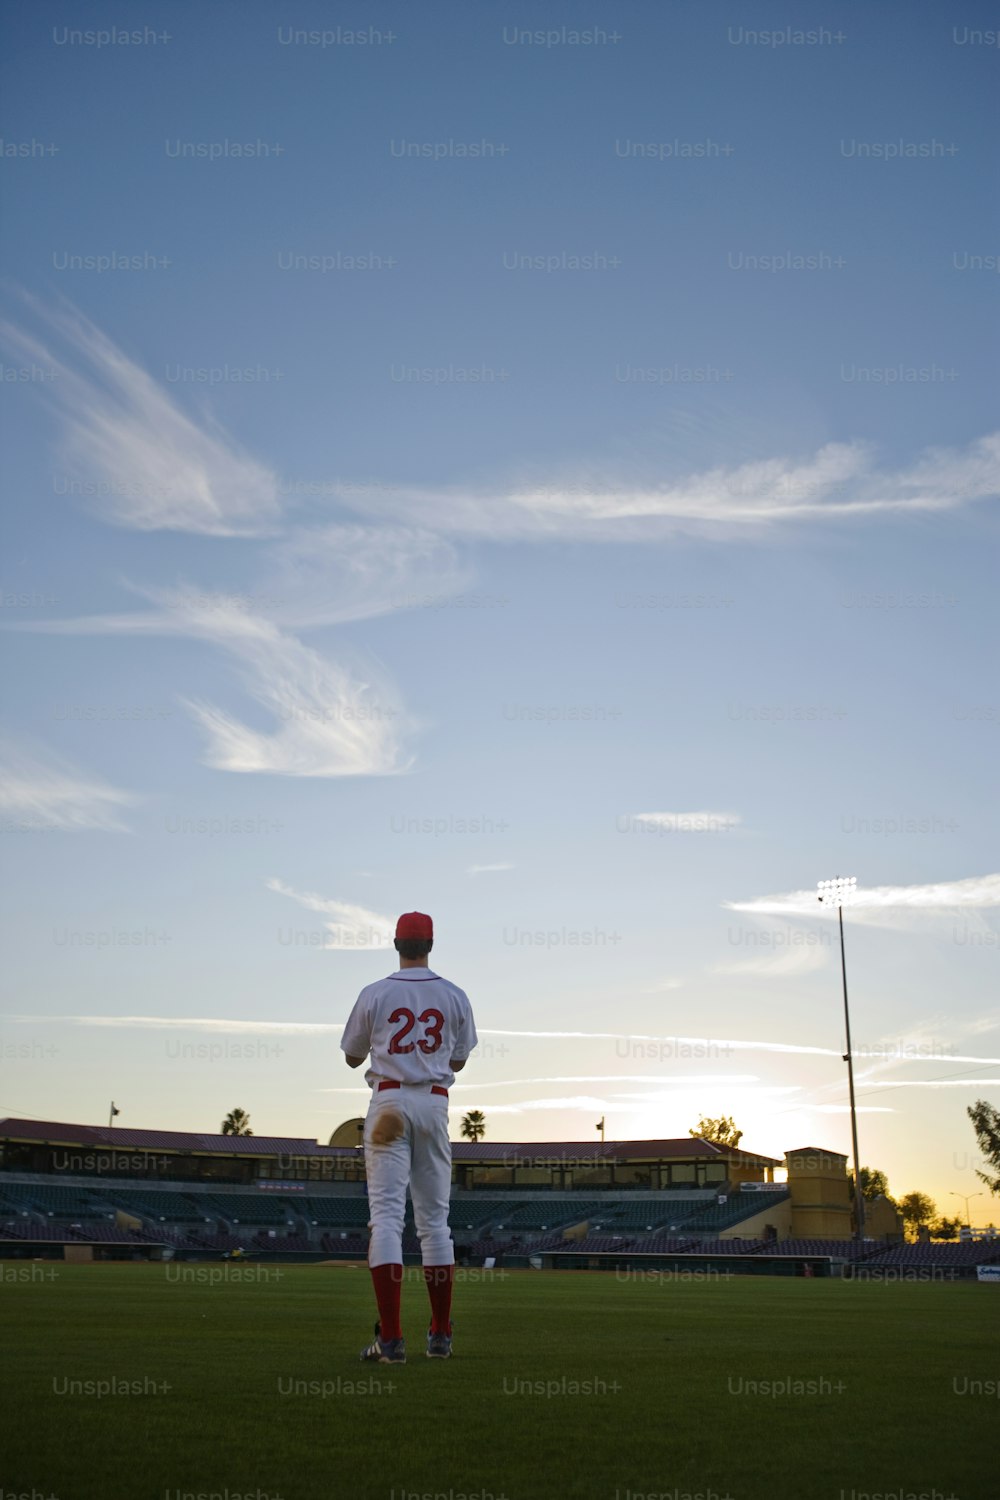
[3,1261,996,1500]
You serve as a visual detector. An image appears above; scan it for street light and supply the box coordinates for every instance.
[818,876,863,1243]
[950,1190,982,1227]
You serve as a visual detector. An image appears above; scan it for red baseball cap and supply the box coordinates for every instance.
[395,911,433,940]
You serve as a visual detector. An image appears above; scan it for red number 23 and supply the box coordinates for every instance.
[387,1007,444,1055]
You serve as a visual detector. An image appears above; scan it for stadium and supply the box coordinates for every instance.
[3,1115,998,1280]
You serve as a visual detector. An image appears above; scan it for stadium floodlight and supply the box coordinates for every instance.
[950,1190,982,1226]
[818,876,864,1243]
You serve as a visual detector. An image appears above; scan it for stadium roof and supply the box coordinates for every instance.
[0,1118,781,1165]
[0,1118,349,1156]
[456,1138,779,1165]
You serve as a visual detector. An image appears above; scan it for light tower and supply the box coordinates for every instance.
[817,876,864,1242]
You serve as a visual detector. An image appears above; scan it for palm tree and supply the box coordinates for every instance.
[221,1108,253,1136]
[460,1110,486,1143]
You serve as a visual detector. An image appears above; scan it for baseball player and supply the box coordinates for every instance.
[341,911,478,1363]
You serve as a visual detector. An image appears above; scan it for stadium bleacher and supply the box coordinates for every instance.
[565,1232,638,1253]
[681,1236,765,1255]
[100,1190,209,1223]
[768,1239,881,1260]
[0,1184,114,1219]
[594,1202,681,1231]
[493,1200,605,1232]
[320,1231,367,1253]
[865,1241,1000,1268]
[448,1199,512,1231]
[75,1225,155,1245]
[668,1191,792,1236]
[200,1194,294,1225]
[7,1153,985,1274]
[255,1232,314,1253]
[0,1220,89,1241]
[629,1233,699,1254]
[191,1232,254,1252]
[305,1197,371,1227]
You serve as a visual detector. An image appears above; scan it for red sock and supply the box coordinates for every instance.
[423,1264,454,1335]
[370,1263,403,1341]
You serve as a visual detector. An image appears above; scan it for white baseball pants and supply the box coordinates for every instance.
[364,1085,454,1268]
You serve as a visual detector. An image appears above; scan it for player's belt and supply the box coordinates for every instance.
[377,1080,448,1098]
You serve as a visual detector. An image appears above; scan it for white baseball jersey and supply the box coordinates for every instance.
[341,967,478,1089]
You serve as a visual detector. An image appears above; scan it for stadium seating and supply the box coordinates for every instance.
[320,1231,367,1253]
[191,1232,254,1252]
[304,1197,371,1227]
[690,1237,765,1254]
[613,1232,697,1254]
[673,1191,791,1235]
[593,1202,678,1231]
[7,1184,105,1217]
[865,1241,1000,1268]
[448,1199,513,1231]
[74,1224,155,1244]
[254,1232,314,1252]
[0,1191,37,1215]
[100,1190,209,1223]
[19,1172,990,1275]
[766,1238,881,1260]
[0,1220,89,1241]
[199,1194,294,1225]
[563,1233,639,1253]
[493,1200,605,1231]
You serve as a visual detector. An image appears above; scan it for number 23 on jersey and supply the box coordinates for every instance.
[387,1007,445,1054]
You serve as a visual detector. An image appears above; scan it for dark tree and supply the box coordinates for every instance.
[689,1115,743,1148]
[221,1108,253,1136]
[967,1099,1000,1194]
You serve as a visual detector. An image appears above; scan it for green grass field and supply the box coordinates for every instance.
[3,1261,996,1500]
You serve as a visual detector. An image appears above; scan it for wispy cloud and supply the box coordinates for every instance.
[321,1072,764,1095]
[481,1028,842,1058]
[14,1014,999,1068]
[607,1085,802,1102]
[473,1095,623,1115]
[267,877,394,948]
[178,600,412,777]
[3,1014,342,1034]
[327,432,1000,539]
[858,1079,1000,1090]
[7,526,469,639]
[1,295,282,536]
[18,588,415,778]
[0,740,137,832]
[265,524,470,630]
[1,599,423,784]
[6,298,997,548]
[727,873,1000,932]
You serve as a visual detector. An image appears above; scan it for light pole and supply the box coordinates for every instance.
[950,1190,982,1227]
[818,876,864,1243]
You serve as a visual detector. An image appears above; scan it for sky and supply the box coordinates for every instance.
[0,0,998,1223]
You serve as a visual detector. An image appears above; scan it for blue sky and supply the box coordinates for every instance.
[1,0,998,1219]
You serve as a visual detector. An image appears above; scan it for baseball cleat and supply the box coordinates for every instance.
[360,1320,406,1364]
[426,1324,453,1359]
